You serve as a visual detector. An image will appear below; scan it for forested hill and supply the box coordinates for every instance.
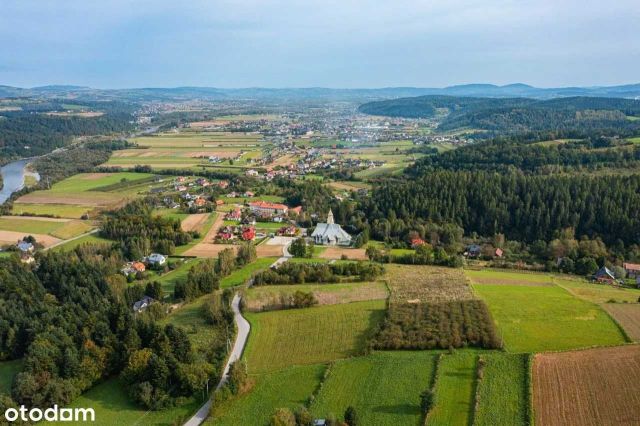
[358,95,640,134]
[0,100,135,162]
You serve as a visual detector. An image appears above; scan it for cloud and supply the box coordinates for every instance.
[0,0,638,87]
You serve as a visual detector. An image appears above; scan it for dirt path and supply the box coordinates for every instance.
[182,212,227,257]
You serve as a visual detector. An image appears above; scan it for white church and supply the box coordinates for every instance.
[311,209,352,246]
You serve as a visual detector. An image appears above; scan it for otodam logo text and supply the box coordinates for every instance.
[4,405,95,422]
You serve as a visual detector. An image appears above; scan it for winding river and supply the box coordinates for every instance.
[0,159,41,204]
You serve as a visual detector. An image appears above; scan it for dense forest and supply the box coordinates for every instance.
[0,100,135,161]
[413,135,640,173]
[102,199,193,258]
[358,95,640,134]
[364,171,640,245]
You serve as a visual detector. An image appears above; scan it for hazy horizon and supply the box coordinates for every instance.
[2,0,639,89]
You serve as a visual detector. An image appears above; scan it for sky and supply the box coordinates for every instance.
[1,0,639,89]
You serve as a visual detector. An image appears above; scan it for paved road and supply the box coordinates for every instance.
[269,238,293,269]
[44,228,100,251]
[183,293,250,426]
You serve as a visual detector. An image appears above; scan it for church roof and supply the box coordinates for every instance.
[311,222,352,241]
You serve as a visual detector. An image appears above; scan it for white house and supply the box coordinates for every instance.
[147,253,167,266]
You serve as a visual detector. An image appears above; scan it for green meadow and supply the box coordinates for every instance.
[311,351,438,426]
[473,284,627,352]
[243,300,386,373]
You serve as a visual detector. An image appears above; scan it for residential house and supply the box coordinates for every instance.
[593,266,616,283]
[465,244,481,258]
[242,227,256,241]
[495,248,504,258]
[226,209,242,221]
[623,262,640,278]
[147,253,166,266]
[277,225,297,236]
[411,238,425,248]
[133,296,155,313]
[17,241,34,253]
[218,180,229,189]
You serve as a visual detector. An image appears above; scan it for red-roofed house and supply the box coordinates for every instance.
[241,227,256,241]
[249,200,289,216]
[226,209,242,221]
[623,262,640,278]
[289,206,302,216]
[495,248,504,258]
[411,238,425,248]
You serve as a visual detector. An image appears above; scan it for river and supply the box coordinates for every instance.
[0,159,41,204]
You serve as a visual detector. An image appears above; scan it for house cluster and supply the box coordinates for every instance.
[121,253,166,277]
[215,225,256,243]
[226,190,255,198]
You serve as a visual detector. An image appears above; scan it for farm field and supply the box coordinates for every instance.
[242,281,388,311]
[533,345,640,426]
[0,229,61,247]
[0,216,94,242]
[473,284,627,352]
[602,303,640,341]
[311,351,438,426]
[428,352,477,426]
[104,131,265,170]
[220,257,276,288]
[0,359,22,394]
[243,300,386,373]
[176,212,220,255]
[13,172,153,218]
[474,353,529,426]
[387,264,475,303]
[318,246,367,260]
[466,269,554,286]
[557,278,640,304]
[180,212,210,232]
[49,378,200,426]
[208,364,325,426]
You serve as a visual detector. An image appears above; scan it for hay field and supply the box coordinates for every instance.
[533,345,640,426]
[386,264,475,303]
[602,303,640,341]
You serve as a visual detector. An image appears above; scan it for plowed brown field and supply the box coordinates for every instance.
[533,345,640,426]
[603,304,640,341]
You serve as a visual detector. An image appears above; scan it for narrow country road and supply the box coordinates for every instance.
[44,228,100,251]
[269,238,293,269]
[183,293,250,426]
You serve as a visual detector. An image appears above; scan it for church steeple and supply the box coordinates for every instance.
[327,209,335,224]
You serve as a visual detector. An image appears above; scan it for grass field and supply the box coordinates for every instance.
[557,278,640,303]
[220,257,276,289]
[473,284,627,352]
[50,378,200,426]
[174,212,217,255]
[152,258,203,297]
[311,351,438,426]
[533,345,640,426]
[244,300,386,373]
[466,269,554,286]
[51,234,113,252]
[0,359,22,394]
[428,352,477,426]
[474,353,528,426]
[11,203,95,218]
[242,281,388,311]
[208,364,324,426]
[13,172,153,217]
[160,292,228,353]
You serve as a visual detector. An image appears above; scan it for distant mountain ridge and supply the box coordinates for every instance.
[1,83,640,102]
